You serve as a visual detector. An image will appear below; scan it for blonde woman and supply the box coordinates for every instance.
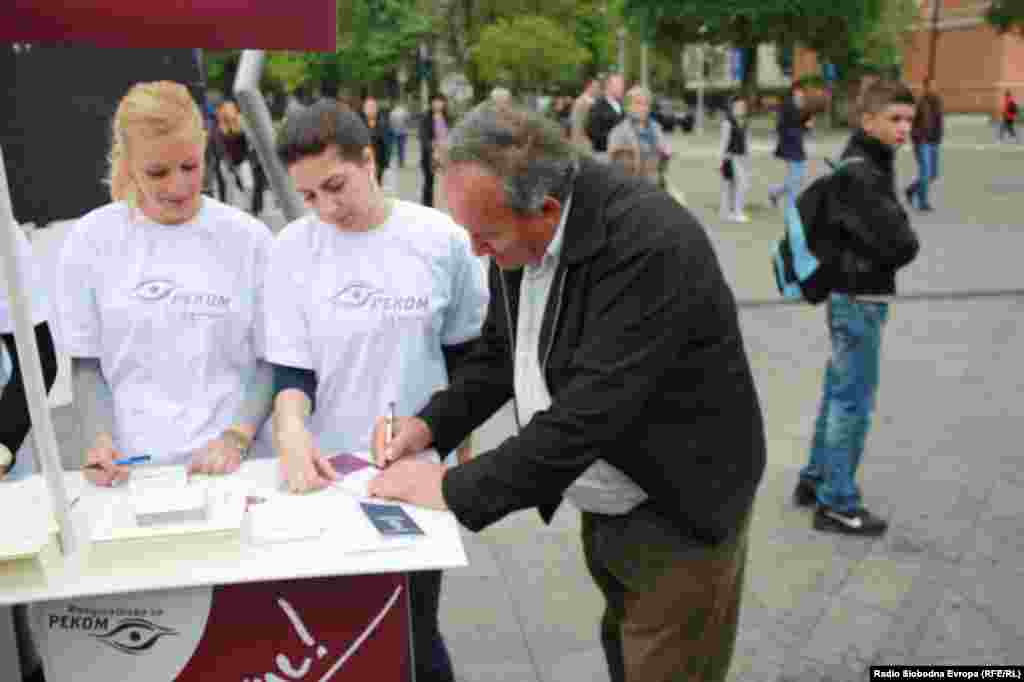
[57,81,275,486]
[607,86,671,186]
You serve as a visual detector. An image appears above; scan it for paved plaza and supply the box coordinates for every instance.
[27,114,1024,681]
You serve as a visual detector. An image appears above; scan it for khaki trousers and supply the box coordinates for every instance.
[581,505,750,682]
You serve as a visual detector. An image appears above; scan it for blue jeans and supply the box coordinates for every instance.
[910,143,939,208]
[802,294,889,513]
[392,132,407,167]
[771,160,807,206]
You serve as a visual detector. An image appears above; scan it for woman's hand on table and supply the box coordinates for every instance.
[276,423,338,493]
[188,434,245,476]
[371,415,433,468]
[83,433,130,487]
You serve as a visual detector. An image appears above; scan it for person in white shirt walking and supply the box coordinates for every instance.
[57,81,275,487]
[265,100,488,682]
[719,96,752,223]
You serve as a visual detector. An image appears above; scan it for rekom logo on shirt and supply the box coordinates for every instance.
[331,281,428,315]
[131,279,232,319]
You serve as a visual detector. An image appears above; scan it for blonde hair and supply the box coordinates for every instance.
[107,81,207,203]
[216,100,244,137]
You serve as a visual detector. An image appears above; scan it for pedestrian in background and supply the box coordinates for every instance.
[390,100,410,168]
[571,78,599,152]
[795,80,920,536]
[420,93,450,207]
[905,78,944,212]
[999,89,1018,143]
[719,96,751,223]
[607,85,670,186]
[769,82,813,208]
[586,73,625,162]
[360,95,392,185]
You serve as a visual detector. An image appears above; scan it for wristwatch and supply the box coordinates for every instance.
[222,429,252,461]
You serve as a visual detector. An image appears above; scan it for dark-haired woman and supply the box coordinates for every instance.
[266,100,488,682]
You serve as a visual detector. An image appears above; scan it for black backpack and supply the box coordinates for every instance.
[771,157,863,304]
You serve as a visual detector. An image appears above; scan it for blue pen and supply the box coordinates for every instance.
[114,455,152,466]
[86,455,151,470]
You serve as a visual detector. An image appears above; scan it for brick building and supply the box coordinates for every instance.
[795,0,1024,115]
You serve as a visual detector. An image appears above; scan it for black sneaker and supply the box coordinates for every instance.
[814,506,888,536]
[793,479,818,507]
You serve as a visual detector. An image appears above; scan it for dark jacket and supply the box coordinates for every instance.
[419,110,451,171]
[774,94,808,161]
[586,96,625,152]
[912,92,944,145]
[359,111,392,173]
[419,159,766,545]
[725,113,748,156]
[828,129,920,296]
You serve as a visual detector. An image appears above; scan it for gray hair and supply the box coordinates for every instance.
[444,101,578,215]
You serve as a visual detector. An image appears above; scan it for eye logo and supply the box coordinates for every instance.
[91,618,178,655]
[330,282,382,309]
[132,279,179,302]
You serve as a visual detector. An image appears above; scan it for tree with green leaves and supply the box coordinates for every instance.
[435,0,620,100]
[471,15,591,95]
[623,0,915,97]
[987,0,1024,35]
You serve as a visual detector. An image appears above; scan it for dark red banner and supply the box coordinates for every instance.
[1,1,337,51]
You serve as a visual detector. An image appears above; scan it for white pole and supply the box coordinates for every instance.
[233,50,307,225]
[641,42,649,91]
[697,46,705,134]
[0,144,79,555]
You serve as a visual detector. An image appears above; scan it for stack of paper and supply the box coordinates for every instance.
[130,466,208,527]
[90,470,246,550]
[0,477,60,565]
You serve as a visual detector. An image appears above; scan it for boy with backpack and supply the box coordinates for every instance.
[792,80,920,536]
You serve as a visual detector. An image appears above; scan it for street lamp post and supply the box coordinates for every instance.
[618,27,627,79]
[927,0,941,82]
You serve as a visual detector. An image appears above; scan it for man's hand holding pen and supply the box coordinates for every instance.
[371,409,433,469]
[369,409,448,511]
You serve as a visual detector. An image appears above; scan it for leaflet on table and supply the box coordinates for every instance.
[0,476,59,561]
[245,484,429,552]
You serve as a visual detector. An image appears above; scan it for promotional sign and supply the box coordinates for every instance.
[0,1,336,51]
[35,574,412,681]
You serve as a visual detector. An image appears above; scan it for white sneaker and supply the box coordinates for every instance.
[732,213,751,223]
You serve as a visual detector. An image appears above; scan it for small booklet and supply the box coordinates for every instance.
[327,453,380,498]
[359,502,425,538]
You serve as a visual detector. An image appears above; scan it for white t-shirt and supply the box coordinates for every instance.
[1,225,50,477]
[264,200,488,455]
[56,197,274,465]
